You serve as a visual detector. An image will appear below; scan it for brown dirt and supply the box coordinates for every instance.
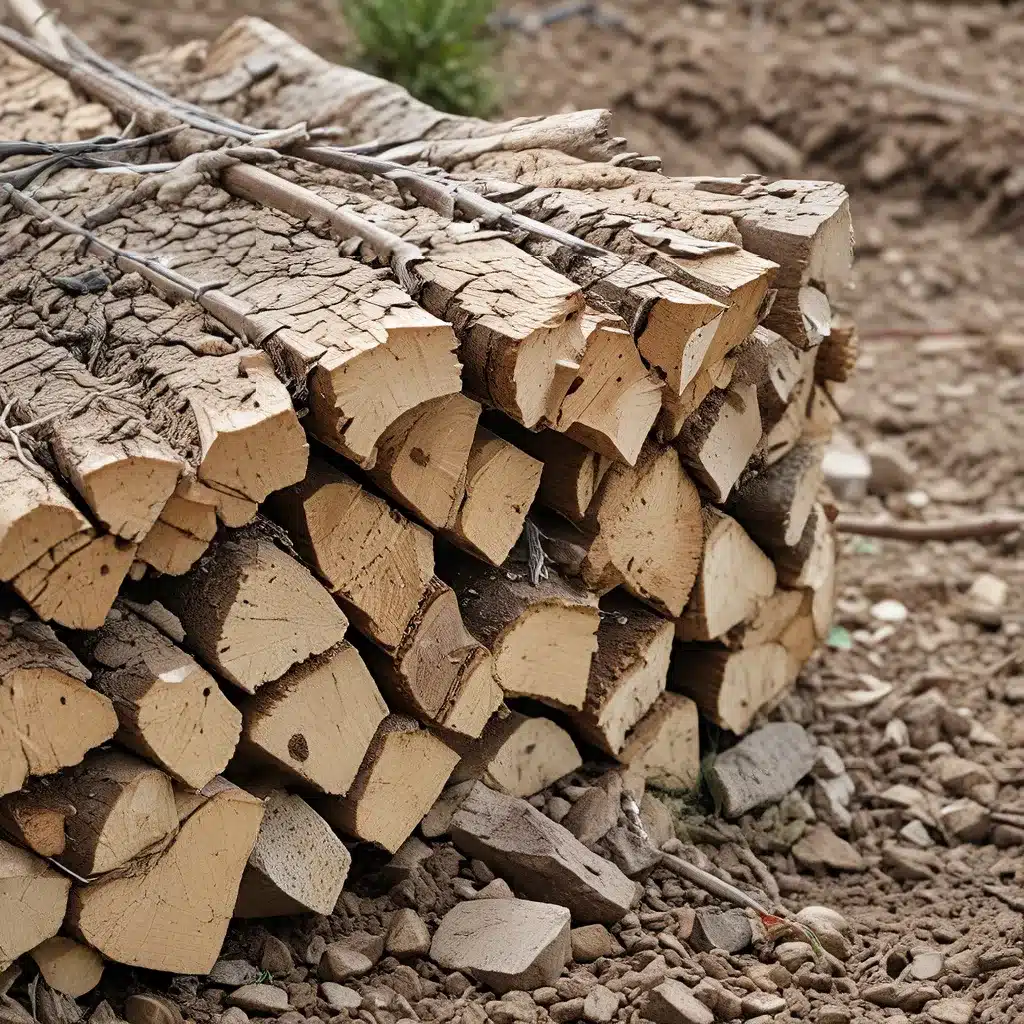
[5,1,1022,1022]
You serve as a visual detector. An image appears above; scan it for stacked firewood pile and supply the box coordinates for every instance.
[0,15,854,990]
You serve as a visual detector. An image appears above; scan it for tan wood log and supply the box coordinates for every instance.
[439,548,599,708]
[615,692,700,792]
[42,750,178,877]
[815,314,859,384]
[721,587,805,651]
[11,530,137,630]
[0,445,91,583]
[234,640,388,796]
[447,711,582,799]
[366,393,481,530]
[446,427,543,566]
[676,379,763,503]
[29,937,104,998]
[0,329,182,543]
[803,383,842,443]
[726,439,824,550]
[778,594,818,685]
[180,18,626,163]
[753,363,816,469]
[670,643,791,735]
[552,311,663,467]
[359,577,503,739]
[68,776,263,974]
[0,788,75,858]
[233,789,350,918]
[147,523,349,693]
[135,478,219,576]
[315,715,459,854]
[768,503,836,591]
[569,593,674,755]
[657,356,735,443]
[74,607,241,789]
[0,839,70,971]
[739,327,813,434]
[677,508,777,642]
[0,614,117,796]
[267,455,434,648]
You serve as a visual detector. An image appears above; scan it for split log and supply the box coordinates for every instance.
[741,327,813,433]
[233,790,350,918]
[803,383,842,442]
[0,840,70,971]
[676,380,762,502]
[753,355,816,468]
[616,692,700,792]
[677,508,777,642]
[358,578,503,738]
[657,356,734,443]
[0,446,90,583]
[315,715,460,853]
[670,644,791,735]
[439,549,599,708]
[726,440,823,550]
[0,788,75,857]
[447,712,582,798]
[74,607,242,789]
[446,427,543,566]
[11,531,137,630]
[43,751,178,876]
[366,393,481,531]
[29,937,104,998]
[0,614,117,796]
[778,595,817,685]
[722,587,805,650]
[235,640,388,795]
[135,478,219,576]
[569,594,674,755]
[267,455,434,647]
[147,523,349,693]
[552,311,663,466]
[815,314,859,384]
[68,776,264,974]
[770,503,836,590]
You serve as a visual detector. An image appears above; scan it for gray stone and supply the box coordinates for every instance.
[977,948,1023,972]
[899,819,934,848]
[602,826,661,879]
[640,792,675,850]
[706,723,816,818]
[476,878,515,899]
[225,985,289,1015]
[689,909,753,954]
[218,1010,248,1024]
[928,998,975,1024]
[881,844,938,881]
[549,999,585,1023]
[319,984,362,1012]
[909,951,944,980]
[794,905,852,937]
[570,924,623,963]
[562,787,619,846]
[583,986,618,1023]
[642,981,714,1024]
[944,950,980,977]
[792,824,865,872]
[816,1010,850,1024]
[381,836,433,884]
[740,992,787,1017]
[420,782,475,839]
[866,440,916,495]
[208,961,259,988]
[430,898,570,994]
[260,936,294,977]
[318,945,374,983]
[939,799,991,843]
[774,942,815,973]
[340,931,385,965]
[813,746,846,780]
[532,988,559,1007]
[386,908,431,958]
[450,783,639,924]
[545,797,572,823]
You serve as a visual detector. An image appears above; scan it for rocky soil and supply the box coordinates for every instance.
[1,2,1021,1023]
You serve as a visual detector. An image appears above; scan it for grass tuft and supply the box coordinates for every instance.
[342,0,499,117]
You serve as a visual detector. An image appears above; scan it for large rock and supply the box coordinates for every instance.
[430,898,570,993]
[642,980,714,1024]
[450,783,639,924]
[705,723,816,818]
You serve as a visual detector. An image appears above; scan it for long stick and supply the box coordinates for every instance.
[836,512,1023,541]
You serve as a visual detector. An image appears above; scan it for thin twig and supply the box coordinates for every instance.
[5,0,67,57]
[836,512,1023,541]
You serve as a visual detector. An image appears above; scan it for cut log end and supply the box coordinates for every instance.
[29,936,104,998]
[616,692,700,792]
[0,840,71,971]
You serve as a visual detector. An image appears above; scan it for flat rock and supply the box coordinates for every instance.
[642,980,714,1024]
[562,787,619,846]
[476,878,515,899]
[421,781,475,839]
[318,984,362,1012]
[225,985,290,1015]
[928,998,975,1024]
[583,985,618,1023]
[318,945,374,982]
[430,898,570,994]
[602,826,661,879]
[740,991,787,1017]
[386,908,431,958]
[450,783,639,924]
[124,995,182,1024]
[570,924,624,963]
[792,823,865,872]
[689,909,752,954]
[794,906,852,937]
[939,799,991,842]
[706,723,816,818]
[208,960,260,988]
[882,844,939,881]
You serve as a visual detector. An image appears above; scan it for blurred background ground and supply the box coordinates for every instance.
[13,1,1024,1018]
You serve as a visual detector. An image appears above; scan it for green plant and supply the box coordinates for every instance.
[343,0,499,117]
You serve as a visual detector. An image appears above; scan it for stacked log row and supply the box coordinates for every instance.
[0,16,849,981]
